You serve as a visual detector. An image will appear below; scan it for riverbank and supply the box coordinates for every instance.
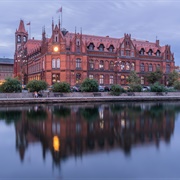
[0,92,180,104]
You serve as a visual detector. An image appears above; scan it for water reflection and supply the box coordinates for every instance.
[0,102,177,167]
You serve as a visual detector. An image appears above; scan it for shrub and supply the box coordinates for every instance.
[80,78,98,92]
[173,80,180,90]
[52,82,70,92]
[0,77,21,93]
[129,84,142,92]
[110,84,124,96]
[150,82,166,92]
[26,80,48,92]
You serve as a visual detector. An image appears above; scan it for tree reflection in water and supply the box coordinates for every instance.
[0,102,177,165]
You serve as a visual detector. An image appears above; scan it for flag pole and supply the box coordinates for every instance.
[29,21,31,39]
[61,8,62,28]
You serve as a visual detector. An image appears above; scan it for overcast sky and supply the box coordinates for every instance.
[0,0,180,65]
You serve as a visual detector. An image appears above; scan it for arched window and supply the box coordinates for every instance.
[148,49,153,56]
[76,58,81,69]
[108,45,114,52]
[99,44,104,51]
[17,35,21,42]
[57,59,60,68]
[126,62,130,70]
[99,75,104,84]
[23,36,27,42]
[109,75,114,84]
[140,63,145,72]
[121,62,125,70]
[156,64,160,70]
[88,43,94,50]
[131,63,135,71]
[110,61,114,70]
[156,50,161,57]
[52,59,56,69]
[149,64,153,72]
[139,48,145,55]
[89,60,94,70]
[99,60,104,70]
[121,75,125,85]
[166,64,170,73]
[89,74,93,79]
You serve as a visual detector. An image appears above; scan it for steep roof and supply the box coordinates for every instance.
[24,39,42,55]
[17,20,27,34]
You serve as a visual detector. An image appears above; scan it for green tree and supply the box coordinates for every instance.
[110,84,124,96]
[173,80,180,90]
[127,71,141,92]
[0,77,21,93]
[80,78,98,92]
[52,82,70,92]
[26,80,48,92]
[150,82,166,92]
[167,70,179,87]
[146,68,163,84]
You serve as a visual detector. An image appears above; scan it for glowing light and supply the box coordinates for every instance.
[53,46,59,52]
[53,136,60,151]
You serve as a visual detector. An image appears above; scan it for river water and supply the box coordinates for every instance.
[0,101,180,180]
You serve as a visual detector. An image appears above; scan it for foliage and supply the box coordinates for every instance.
[80,78,98,92]
[0,77,21,93]
[110,84,124,96]
[173,80,180,90]
[0,110,21,124]
[167,70,179,87]
[26,80,48,92]
[127,71,140,84]
[52,106,71,118]
[129,84,142,92]
[150,82,166,92]
[146,68,163,84]
[52,82,70,92]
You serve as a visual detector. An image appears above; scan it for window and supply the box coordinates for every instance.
[76,58,81,69]
[108,45,114,52]
[76,73,81,83]
[23,36,27,42]
[149,64,153,72]
[57,59,60,68]
[109,75,113,84]
[99,60,104,70]
[126,62,130,70]
[156,50,161,56]
[17,35,21,42]
[52,59,60,69]
[88,43,94,50]
[140,63,145,72]
[89,60,94,70]
[99,44,104,51]
[99,75,104,84]
[148,49,153,56]
[121,62,125,70]
[140,48,144,55]
[52,59,56,69]
[126,50,130,56]
[141,77,144,85]
[121,75,125,85]
[110,61,114,70]
[156,64,160,70]
[52,73,60,84]
[131,63,135,71]
[166,64,170,73]
[89,74,93,79]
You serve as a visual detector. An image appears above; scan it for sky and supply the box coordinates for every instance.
[0,0,180,65]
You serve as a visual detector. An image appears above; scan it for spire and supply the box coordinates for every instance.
[17,19,26,33]
[52,17,54,32]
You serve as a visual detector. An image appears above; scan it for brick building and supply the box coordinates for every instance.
[0,58,14,85]
[14,19,175,87]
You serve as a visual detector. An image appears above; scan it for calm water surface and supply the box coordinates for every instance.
[0,101,180,180]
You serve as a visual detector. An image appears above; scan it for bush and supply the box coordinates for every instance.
[0,77,21,93]
[129,84,142,92]
[150,82,166,92]
[173,80,180,90]
[80,78,98,92]
[52,82,70,92]
[26,80,48,92]
[110,84,124,96]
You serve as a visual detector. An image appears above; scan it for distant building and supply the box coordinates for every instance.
[0,58,14,85]
[14,19,175,86]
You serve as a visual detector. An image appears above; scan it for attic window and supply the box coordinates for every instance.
[148,49,153,56]
[139,48,145,55]
[108,45,114,52]
[88,43,94,50]
[156,50,161,56]
[99,44,104,51]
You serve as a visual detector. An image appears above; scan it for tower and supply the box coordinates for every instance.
[14,19,28,77]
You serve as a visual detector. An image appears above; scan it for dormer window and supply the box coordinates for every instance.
[139,48,145,55]
[88,43,94,50]
[99,44,104,51]
[108,45,114,52]
[156,50,161,57]
[148,49,153,56]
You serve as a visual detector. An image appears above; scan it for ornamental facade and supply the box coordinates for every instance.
[14,19,175,87]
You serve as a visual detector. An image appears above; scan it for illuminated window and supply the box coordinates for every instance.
[99,60,104,70]
[89,74,93,79]
[99,75,104,84]
[109,75,113,84]
[110,61,114,70]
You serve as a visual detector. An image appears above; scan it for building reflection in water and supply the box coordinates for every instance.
[0,102,175,166]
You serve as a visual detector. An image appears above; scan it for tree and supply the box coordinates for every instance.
[0,77,21,93]
[127,71,141,92]
[173,80,180,90]
[80,78,98,92]
[150,82,166,92]
[110,84,124,96]
[167,70,179,87]
[26,80,48,92]
[52,82,70,92]
[146,68,163,84]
